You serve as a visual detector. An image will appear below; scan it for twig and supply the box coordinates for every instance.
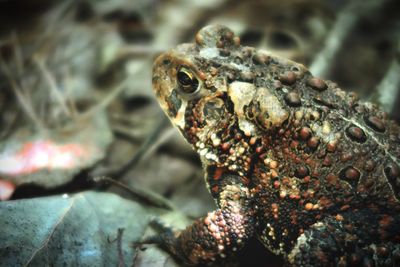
[91,176,174,210]
[0,107,20,140]
[105,228,126,267]
[111,118,172,179]
[77,78,129,120]
[117,228,126,267]
[34,56,72,117]
[35,0,76,47]
[375,41,400,113]
[310,0,389,78]
[62,67,79,117]
[10,32,24,78]
[0,54,45,130]
[112,124,148,142]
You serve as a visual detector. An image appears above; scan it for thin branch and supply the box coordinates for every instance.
[375,41,400,113]
[111,118,172,179]
[34,56,72,117]
[78,78,129,120]
[62,67,79,117]
[34,0,76,49]
[310,0,389,78]
[91,176,174,210]
[117,228,126,267]
[0,55,45,130]
[0,103,20,140]
[10,32,24,77]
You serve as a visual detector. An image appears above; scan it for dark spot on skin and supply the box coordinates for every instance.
[166,89,182,117]
[346,125,367,143]
[364,116,386,132]
[252,52,270,65]
[221,142,231,151]
[295,165,309,178]
[284,91,301,107]
[313,96,337,109]
[345,167,361,180]
[307,77,327,91]
[279,71,297,85]
[299,127,312,140]
[307,137,319,150]
[339,166,361,185]
[384,163,399,181]
[326,140,338,152]
[163,59,171,65]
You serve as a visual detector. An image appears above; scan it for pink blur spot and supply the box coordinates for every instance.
[0,179,15,200]
[0,140,98,176]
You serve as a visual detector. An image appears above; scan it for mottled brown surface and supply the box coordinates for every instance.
[152,25,400,266]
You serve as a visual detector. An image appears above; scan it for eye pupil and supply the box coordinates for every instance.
[177,71,192,86]
[177,68,199,94]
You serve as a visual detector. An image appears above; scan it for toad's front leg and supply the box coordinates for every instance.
[152,183,255,265]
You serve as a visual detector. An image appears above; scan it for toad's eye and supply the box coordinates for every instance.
[177,68,199,94]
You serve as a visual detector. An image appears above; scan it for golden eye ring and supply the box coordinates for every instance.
[177,67,199,94]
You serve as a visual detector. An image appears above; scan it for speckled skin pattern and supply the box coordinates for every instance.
[152,25,400,266]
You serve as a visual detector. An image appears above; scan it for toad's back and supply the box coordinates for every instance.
[243,46,400,255]
[152,25,400,266]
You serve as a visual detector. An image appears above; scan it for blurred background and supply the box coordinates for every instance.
[0,0,399,266]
